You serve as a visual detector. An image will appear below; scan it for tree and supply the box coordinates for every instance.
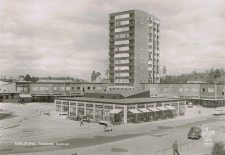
[211,141,225,155]
[91,70,101,82]
[91,70,96,82]
[105,69,109,79]
[24,74,31,81]
[162,66,167,83]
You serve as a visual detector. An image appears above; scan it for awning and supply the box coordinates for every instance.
[19,94,32,98]
[109,109,123,114]
[165,106,177,110]
[148,108,160,112]
[157,107,169,111]
[128,109,142,114]
[139,108,151,112]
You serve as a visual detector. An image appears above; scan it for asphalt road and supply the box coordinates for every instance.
[1,114,225,155]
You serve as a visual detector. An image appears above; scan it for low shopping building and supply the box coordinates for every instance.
[54,91,186,124]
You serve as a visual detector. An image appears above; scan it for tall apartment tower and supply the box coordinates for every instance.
[108,10,160,90]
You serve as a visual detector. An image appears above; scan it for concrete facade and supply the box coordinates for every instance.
[109,10,160,90]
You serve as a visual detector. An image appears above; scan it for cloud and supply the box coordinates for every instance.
[0,0,224,80]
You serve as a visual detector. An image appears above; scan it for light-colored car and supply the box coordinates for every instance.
[213,109,225,115]
[188,102,193,108]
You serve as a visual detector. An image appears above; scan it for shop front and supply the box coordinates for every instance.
[165,106,177,118]
[128,109,142,123]
[148,108,160,120]
[156,107,169,119]
[138,108,152,122]
[86,109,93,119]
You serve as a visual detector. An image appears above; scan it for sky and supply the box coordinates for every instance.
[0,0,225,81]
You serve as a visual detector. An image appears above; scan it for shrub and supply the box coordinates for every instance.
[212,141,225,155]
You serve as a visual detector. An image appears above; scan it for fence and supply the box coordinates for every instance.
[155,141,194,155]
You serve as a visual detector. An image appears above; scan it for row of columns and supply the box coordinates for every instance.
[55,100,186,124]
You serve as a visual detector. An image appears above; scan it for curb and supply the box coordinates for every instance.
[0,123,20,130]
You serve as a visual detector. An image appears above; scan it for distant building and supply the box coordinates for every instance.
[55,90,186,124]
[109,10,160,91]
[142,83,225,107]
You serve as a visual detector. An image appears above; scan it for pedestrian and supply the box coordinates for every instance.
[173,140,180,155]
[80,118,84,126]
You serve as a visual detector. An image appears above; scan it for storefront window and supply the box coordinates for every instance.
[56,101,61,104]
[69,107,76,116]
[62,106,68,112]
[63,102,69,105]
[179,107,185,116]
[95,110,103,120]
[78,108,84,116]
[55,105,61,111]
[86,109,93,119]
[70,102,76,105]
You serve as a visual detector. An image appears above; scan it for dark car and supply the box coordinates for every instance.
[188,127,202,139]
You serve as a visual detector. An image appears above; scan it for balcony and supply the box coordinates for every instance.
[114,16,135,22]
[109,57,114,61]
[109,51,114,55]
[109,45,114,49]
[109,64,114,67]
[115,30,134,35]
[115,36,135,42]
[109,70,114,74]
[109,32,114,36]
[115,69,134,73]
[115,49,134,54]
[109,38,114,42]
[109,25,115,30]
[115,23,135,29]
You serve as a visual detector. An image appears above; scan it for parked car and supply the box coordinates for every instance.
[188,102,193,108]
[188,127,202,139]
[213,109,225,115]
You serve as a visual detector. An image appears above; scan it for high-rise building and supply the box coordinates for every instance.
[108,10,160,90]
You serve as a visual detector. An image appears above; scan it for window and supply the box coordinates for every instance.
[115,66,129,70]
[66,87,70,91]
[54,87,57,91]
[17,87,23,92]
[115,73,129,77]
[115,14,129,20]
[115,33,130,39]
[93,87,96,90]
[71,87,75,90]
[77,87,80,90]
[208,88,214,92]
[115,79,129,83]
[164,88,169,92]
[171,87,175,92]
[115,53,129,58]
[179,88,183,92]
[115,59,129,64]
[87,87,91,90]
[46,87,49,91]
[40,87,45,91]
[185,88,190,92]
[115,27,129,32]
[115,47,129,51]
[201,88,205,92]
[32,87,38,91]
[192,88,198,92]
[115,40,129,45]
[115,20,129,26]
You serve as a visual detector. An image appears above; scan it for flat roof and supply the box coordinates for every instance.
[141,83,224,85]
[58,97,185,105]
[100,90,149,97]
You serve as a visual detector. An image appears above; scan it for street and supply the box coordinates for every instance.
[0,103,225,155]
